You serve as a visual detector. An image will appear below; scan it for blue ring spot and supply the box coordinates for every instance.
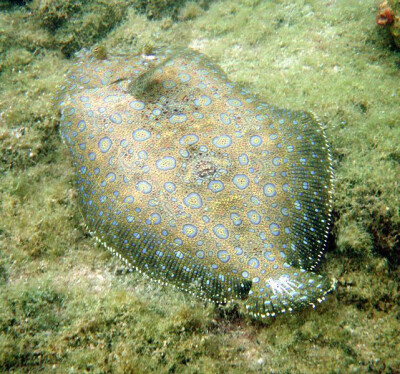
[269,223,280,236]
[180,149,189,158]
[235,246,243,255]
[178,73,191,82]
[79,76,90,84]
[169,114,187,124]
[183,193,203,209]
[263,183,276,197]
[217,250,230,263]
[250,196,260,205]
[120,139,129,148]
[182,224,197,238]
[208,180,224,193]
[248,257,260,269]
[129,101,145,110]
[199,145,208,152]
[272,157,281,166]
[230,213,242,226]
[138,150,148,159]
[193,112,204,119]
[212,135,232,148]
[247,210,261,225]
[232,174,249,190]
[77,120,86,132]
[194,95,212,106]
[124,195,134,204]
[110,113,122,124]
[98,137,112,153]
[150,213,161,225]
[132,129,151,141]
[238,154,249,166]
[104,95,120,103]
[179,134,199,146]
[227,98,242,107]
[213,224,229,239]
[136,181,152,194]
[264,251,275,261]
[162,80,177,89]
[164,182,176,193]
[220,113,231,125]
[250,135,263,147]
[106,172,116,183]
[202,215,210,223]
[196,250,205,259]
[156,156,176,171]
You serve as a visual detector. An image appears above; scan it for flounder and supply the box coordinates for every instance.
[57,47,334,318]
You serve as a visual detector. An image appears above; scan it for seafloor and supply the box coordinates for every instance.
[0,0,399,372]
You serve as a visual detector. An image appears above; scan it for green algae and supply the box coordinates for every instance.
[0,0,399,372]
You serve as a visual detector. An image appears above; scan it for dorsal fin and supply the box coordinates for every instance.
[276,110,334,270]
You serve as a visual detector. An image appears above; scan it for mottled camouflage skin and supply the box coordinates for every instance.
[58,47,334,318]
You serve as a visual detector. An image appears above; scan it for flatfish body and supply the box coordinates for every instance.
[58,47,334,318]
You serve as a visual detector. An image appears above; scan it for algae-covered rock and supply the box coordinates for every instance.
[132,0,210,20]
[28,0,130,56]
[24,0,212,56]
[376,0,400,48]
